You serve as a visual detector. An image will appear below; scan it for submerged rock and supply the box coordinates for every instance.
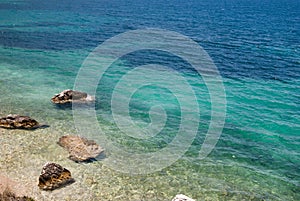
[38,162,75,191]
[58,135,104,162]
[172,194,195,201]
[0,114,39,129]
[51,89,94,104]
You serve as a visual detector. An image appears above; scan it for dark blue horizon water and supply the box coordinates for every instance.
[0,0,299,200]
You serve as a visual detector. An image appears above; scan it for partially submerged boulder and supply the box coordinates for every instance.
[58,135,104,162]
[0,114,39,129]
[38,162,75,191]
[172,194,195,201]
[51,89,94,104]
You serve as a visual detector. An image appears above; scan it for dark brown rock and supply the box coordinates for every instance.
[0,114,39,129]
[58,135,104,162]
[38,162,75,191]
[51,89,93,104]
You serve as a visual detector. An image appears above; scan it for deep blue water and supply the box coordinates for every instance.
[0,0,299,200]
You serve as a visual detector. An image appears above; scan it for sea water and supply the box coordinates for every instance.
[0,0,299,200]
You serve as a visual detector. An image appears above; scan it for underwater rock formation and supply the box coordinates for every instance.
[0,114,39,129]
[38,162,75,190]
[58,135,104,162]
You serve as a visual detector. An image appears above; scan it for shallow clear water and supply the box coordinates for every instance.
[0,0,299,200]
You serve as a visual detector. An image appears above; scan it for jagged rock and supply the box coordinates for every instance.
[38,162,75,190]
[172,194,195,201]
[0,114,39,129]
[51,89,94,104]
[58,135,104,162]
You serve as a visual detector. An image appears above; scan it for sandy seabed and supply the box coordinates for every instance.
[0,118,190,201]
[0,112,297,201]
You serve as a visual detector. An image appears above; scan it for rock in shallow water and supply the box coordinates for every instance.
[172,194,195,201]
[51,89,94,104]
[0,114,39,129]
[58,135,104,162]
[38,162,75,191]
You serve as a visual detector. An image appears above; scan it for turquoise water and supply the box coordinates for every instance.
[0,0,299,200]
